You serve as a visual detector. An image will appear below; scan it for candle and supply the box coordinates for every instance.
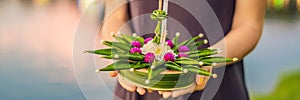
[160,0,169,43]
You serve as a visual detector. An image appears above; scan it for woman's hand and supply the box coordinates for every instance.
[110,66,212,98]
[194,66,212,91]
[160,66,212,98]
[110,71,148,95]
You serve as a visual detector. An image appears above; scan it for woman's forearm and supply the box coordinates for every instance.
[100,0,130,41]
[210,22,263,60]
[210,0,266,65]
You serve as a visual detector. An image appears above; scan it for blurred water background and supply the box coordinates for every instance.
[0,0,299,100]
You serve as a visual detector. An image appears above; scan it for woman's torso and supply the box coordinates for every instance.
[114,0,249,100]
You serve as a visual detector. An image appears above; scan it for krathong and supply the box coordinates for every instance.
[86,0,238,90]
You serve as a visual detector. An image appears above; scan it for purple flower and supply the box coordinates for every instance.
[166,40,174,48]
[164,52,175,62]
[144,52,155,63]
[178,46,190,52]
[178,52,188,58]
[144,37,153,44]
[131,41,142,48]
[130,47,142,54]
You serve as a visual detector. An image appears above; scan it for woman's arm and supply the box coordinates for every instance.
[211,0,266,64]
[100,0,130,41]
[100,0,142,93]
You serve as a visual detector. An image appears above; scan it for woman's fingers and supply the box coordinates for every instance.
[194,75,206,91]
[197,74,211,90]
[194,83,205,91]
[172,84,195,98]
[196,66,211,85]
[196,75,205,85]
[147,89,153,93]
[136,86,146,95]
[195,75,210,91]
[158,90,171,98]
[110,71,118,77]
[158,91,164,95]
[117,77,136,92]
[162,91,172,98]
[201,66,212,73]
[116,65,213,96]
[195,66,212,90]
[118,76,146,95]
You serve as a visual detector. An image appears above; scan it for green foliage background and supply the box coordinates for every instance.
[252,70,300,100]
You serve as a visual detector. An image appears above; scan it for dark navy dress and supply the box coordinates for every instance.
[114,0,249,100]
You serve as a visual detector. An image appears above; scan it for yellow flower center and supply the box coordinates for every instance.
[155,47,162,55]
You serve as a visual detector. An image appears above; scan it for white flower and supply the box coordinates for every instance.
[141,40,175,61]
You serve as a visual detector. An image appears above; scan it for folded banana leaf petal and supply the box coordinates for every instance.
[148,67,166,80]
[147,61,165,80]
[101,53,145,61]
[152,61,164,67]
[119,70,195,90]
[103,41,113,47]
[115,36,130,44]
[184,36,201,46]
[110,42,131,51]
[85,48,119,56]
[188,40,207,50]
[134,36,145,46]
[186,49,218,55]
[172,33,179,47]
[173,35,201,52]
[175,57,199,65]
[165,61,182,71]
[121,34,143,42]
[99,61,131,71]
[188,50,219,58]
[201,57,233,63]
[121,34,135,43]
[134,62,150,69]
[99,61,149,71]
[184,66,211,76]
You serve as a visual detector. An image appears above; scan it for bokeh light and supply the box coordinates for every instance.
[0,0,299,100]
[297,0,300,11]
[273,0,284,10]
[33,0,50,6]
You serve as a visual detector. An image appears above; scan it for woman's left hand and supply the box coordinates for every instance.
[114,66,212,98]
[160,66,212,98]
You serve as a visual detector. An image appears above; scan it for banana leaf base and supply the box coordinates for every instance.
[119,69,196,91]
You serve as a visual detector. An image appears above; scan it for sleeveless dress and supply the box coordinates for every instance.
[114,0,249,100]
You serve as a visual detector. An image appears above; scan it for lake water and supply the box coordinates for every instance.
[0,1,299,99]
[245,18,300,95]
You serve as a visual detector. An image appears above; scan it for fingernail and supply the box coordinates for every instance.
[197,76,204,85]
[147,89,153,93]
[110,71,118,77]
[158,91,163,94]
[163,92,172,98]
[118,78,136,92]
[137,87,146,95]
